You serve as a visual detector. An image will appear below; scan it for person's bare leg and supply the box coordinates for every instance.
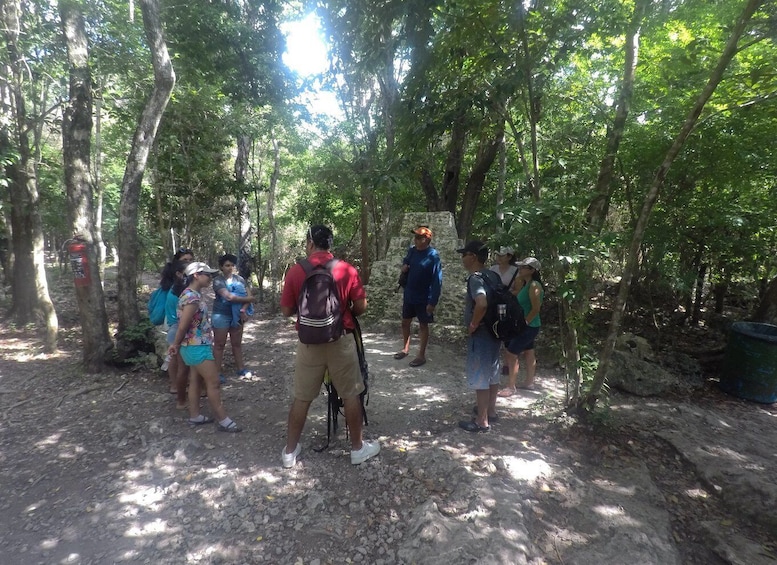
[417,322,429,361]
[398,318,412,355]
[229,326,244,372]
[198,359,227,421]
[342,396,364,450]
[188,366,201,419]
[474,389,490,427]
[213,327,228,374]
[521,349,537,388]
[175,357,189,409]
[285,399,312,454]
[504,350,517,377]
[168,354,178,393]
[499,355,520,397]
[488,384,499,417]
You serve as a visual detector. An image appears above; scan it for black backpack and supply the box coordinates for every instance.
[475,269,526,342]
[297,258,344,344]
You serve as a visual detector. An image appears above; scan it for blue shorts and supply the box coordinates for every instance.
[211,312,232,329]
[506,326,540,355]
[466,330,501,390]
[166,323,178,345]
[179,345,215,366]
[402,302,435,324]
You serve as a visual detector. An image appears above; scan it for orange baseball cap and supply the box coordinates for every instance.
[411,226,433,239]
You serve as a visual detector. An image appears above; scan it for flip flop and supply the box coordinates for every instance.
[409,358,426,367]
[458,420,490,433]
[497,387,516,398]
[393,351,409,360]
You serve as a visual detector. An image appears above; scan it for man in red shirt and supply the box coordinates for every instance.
[280,224,380,467]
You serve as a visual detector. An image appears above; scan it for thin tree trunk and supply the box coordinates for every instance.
[235,135,253,281]
[441,117,466,213]
[580,0,764,413]
[753,276,777,325]
[496,138,506,228]
[457,126,504,241]
[94,92,107,268]
[60,0,114,369]
[1,0,58,352]
[562,0,647,408]
[265,136,281,313]
[516,0,540,201]
[117,0,175,336]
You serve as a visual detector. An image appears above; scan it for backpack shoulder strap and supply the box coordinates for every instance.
[298,258,313,275]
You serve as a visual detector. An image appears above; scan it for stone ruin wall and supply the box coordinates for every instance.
[364,211,468,340]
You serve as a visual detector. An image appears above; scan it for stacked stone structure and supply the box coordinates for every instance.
[364,212,468,340]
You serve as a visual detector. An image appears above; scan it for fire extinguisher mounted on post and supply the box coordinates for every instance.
[66,235,92,287]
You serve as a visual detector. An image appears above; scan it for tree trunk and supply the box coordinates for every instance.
[560,0,646,408]
[457,126,504,241]
[117,0,175,336]
[516,0,540,201]
[579,0,764,413]
[441,117,466,213]
[59,0,114,370]
[235,135,253,281]
[93,93,107,269]
[418,168,441,211]
[753,276,777,325]
[265,136,281,313]
[1,0,58,352]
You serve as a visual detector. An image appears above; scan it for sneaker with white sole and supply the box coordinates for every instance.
[350,440,381,465]
[282,444,301,468]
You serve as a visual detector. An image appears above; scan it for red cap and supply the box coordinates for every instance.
[411,226,433,239]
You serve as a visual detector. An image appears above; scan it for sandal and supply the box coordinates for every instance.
[393,351,409,360]
[218,421,242,433]
[497,387,516,398]
[458,420,490,433]
[409,357,426,367]
[188,416,214,426]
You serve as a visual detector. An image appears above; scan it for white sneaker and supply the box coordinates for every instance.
[351,440,381,465]
[282,444,301,468]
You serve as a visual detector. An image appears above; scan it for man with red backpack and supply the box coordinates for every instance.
[279,225,381,467]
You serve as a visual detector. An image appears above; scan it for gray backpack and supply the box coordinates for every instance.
[297,258,344,344]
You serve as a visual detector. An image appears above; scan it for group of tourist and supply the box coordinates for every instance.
[155,223,543,467]
[159,249,257,433]
[394,227,544,434]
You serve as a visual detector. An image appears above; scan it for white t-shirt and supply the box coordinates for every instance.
[490,264,518,287]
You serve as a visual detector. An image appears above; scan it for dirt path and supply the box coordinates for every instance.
[1,290,775,564]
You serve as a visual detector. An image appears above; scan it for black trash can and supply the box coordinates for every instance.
[719,322,777,403]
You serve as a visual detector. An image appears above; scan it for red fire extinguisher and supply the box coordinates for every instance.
[67,239,91,287]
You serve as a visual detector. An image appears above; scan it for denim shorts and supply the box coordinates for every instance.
[506,326,540,355]
[166,323,179,345]
[466,330,502,390]
[179,344,215,366]
[211,312,232,329]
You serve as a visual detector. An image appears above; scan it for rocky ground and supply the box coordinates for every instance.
[1,272,776,565]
